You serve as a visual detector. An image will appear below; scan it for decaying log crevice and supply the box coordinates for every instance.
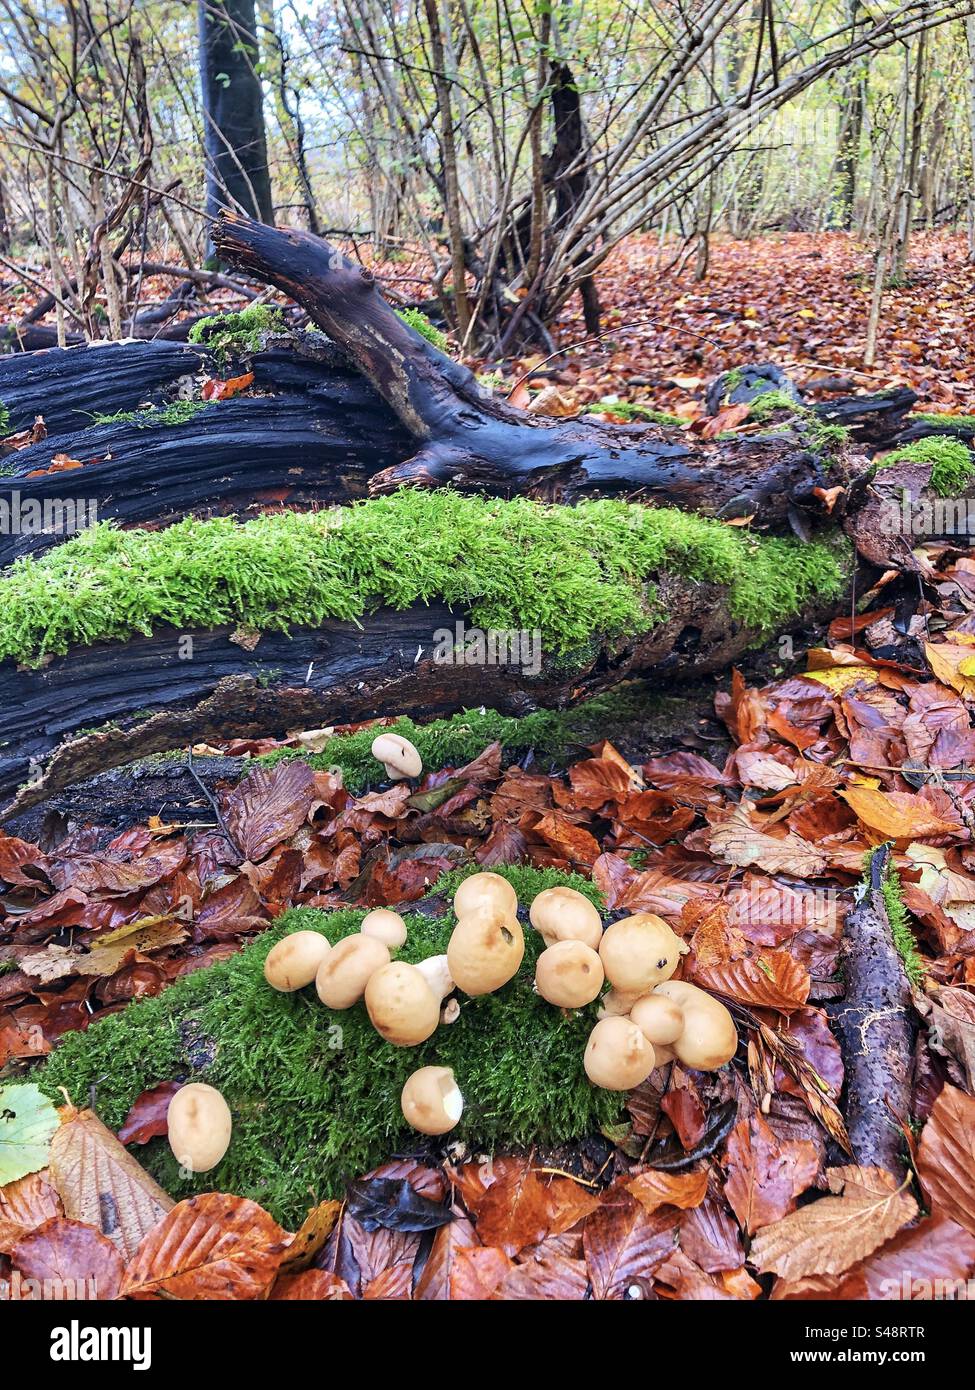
[212,213,842,521]
[0,577,841,821]
[834,847,914,1179]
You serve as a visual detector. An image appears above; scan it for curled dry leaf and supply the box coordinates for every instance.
[121,1192,289,1300]
[627,1166,708,1215]
[709,804,827,877]
[223,759,317,862]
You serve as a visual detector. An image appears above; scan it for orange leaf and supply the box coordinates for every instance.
[120,1192,289,1300]
[917,1084,975,1237]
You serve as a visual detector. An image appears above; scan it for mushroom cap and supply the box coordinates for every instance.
[316,933,390,1009]
[598,913,688,994]
[630,993,685,1046]
[360,908,408,949]
[401,1065,464,1135]
[529,887,603,949]
[167,1083,232,1173]
[263,930,331,992]
[584,1016,656,1091]
[535,940,605,1008]
[365,961,440,1046]
[414,953,454,1002]
[453,871,518,919]
[654,980,738,1070]
[447,904,525,995]
[371,732,422,780]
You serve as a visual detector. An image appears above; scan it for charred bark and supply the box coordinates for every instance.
[834,847,915,1178]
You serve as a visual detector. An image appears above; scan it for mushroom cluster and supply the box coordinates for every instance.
[261,871,739,1145]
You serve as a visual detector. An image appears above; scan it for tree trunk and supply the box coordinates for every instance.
[198,0,274,225]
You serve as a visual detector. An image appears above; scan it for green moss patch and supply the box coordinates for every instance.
[259,686,659,789]
[746,390,849,455]
[583,400,684,426]
[0,492,850,667]
[36,867,619,1225]
[879,436,975,498]
[395,307,448,353]
[89,400,211,430]
[188,304,285,362]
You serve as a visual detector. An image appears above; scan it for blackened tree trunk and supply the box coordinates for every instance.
[198,0,274,225]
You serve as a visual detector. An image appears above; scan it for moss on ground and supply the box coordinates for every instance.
[259,685,663,788]
[913,413,975,433]
[879,435,975,498]
[188,304,285,362]
[583,399,684,426]
[0,400,8,435]
[0,492,850,667]
[36,866,620,1225]
[395,306,448,353]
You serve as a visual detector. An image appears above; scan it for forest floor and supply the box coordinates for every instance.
[2,227,975,1302]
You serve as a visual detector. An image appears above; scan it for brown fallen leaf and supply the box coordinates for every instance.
[223,759,317,862]
[0,1169,62,1253]
[49,1106,174,1261]
[121,1192,289,1300]
[917,1084,975,1237]
[269,1269,354,1300]
[494,1250,589,1300]
[723,1114,820,1235]
[117,1082,183,1146]
[12,1216,124,1299]
[21,917,187,986]
[690,950,810,1013]
[413,1211,481,1300]
[627,1167,708,1215]
[474,1167,598,1257]
[748,1173,917,1281]
[583,1189,678,1299]
[709,804,827,876]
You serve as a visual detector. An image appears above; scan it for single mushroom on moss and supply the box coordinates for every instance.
[263,930,331,992]
[598,913,688,994]
[529,886,603,949]
[365,961,440,1046]
[316,933,390,1008]
[584,1016,656,1091]
[401,1065,464,1135]
[167,1082,233,1173]
[535,940,604,1008]
[360,908,408,949]
[371,732,422,780]
[653,980,738,1070]
[447,903,525,995]
[453,871,518,919]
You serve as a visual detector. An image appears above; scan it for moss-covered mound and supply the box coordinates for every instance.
[879,435,975,498]
[0,491,849,667]
[38,866,622,1225]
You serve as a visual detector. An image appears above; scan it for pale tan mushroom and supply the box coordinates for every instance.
[401,1066,464,1135]
[167,1083,232,1173]
[452,871,518,919]
[529,887,603,949]
[263,931,331,992]
[447,904,524,995]
[535,940,604,1008]
[365,961,440,1046]
[583,1016,656,1090]
[654,980,738,1070]
[597,988,643,1019]
[630,993,685,1046]
[598,913,688,994]
[315,933,390,1008]
[360,908,408,949]
[371,732,423,780]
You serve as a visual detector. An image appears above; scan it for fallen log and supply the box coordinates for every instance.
[834,847,915,1179]
[212,213,844,519]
